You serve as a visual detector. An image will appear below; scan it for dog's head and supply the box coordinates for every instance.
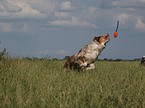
[93,33,110,45]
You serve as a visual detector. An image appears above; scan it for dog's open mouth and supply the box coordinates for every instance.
[104,34,110,46]
[104,35,110,41]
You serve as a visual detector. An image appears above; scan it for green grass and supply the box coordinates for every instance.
[0,58,145,107]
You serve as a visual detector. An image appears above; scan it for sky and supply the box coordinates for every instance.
[0,0,145,59]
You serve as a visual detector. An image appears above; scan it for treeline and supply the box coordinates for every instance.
[0,51,141,62]
[0,50,141,62]
[0,40,142,62]
[98,58,141,61]
[0,48,141,62]
[63,56,141,61]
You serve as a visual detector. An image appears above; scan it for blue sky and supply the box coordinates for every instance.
[0,0,145,59]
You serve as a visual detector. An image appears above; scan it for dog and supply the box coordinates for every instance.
[63,33,110,70]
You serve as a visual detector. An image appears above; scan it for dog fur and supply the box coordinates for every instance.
[63,33,110,70]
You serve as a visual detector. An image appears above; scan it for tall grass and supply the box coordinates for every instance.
[0,58,145,107]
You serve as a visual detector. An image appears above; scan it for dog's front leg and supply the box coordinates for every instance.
[86,63,95,70]
[80,62,88,68]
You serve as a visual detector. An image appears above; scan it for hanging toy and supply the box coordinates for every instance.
[114,20,119,38]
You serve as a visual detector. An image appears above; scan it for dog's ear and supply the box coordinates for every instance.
[93,36,101,43]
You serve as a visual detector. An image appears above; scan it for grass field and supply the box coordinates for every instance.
[0,58,145,107]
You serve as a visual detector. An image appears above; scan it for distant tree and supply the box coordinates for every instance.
[134,58,141,61]
[108,59,113,61]
[0,48,8,60]
[0,41,9,60]
[103,58,108,61]
[114,59,122,61]
[63,56,70,60]
[33,57,39,61]
[52,58,59,61]
[23,57,32,61]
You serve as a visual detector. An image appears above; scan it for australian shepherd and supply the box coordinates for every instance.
[63,33,110,70]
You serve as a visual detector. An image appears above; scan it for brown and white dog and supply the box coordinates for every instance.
[63,33,110,70]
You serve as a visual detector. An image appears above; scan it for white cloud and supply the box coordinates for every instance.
[0,0,56,19]
[100,0,118,9]
[59,1,84,12]
[56,49,69,55]
[84,7,99,19]
[117,13,141,29]
[60,1,71,11]
[24,50,49,57]
[135,17,145,30]
[0,0,144,33]
[89,7,97,14]
[34,50,49,55]
[112,1,120,7]
[50,16,97,28]
[117,13,130,24]
[28,0,56,16]
[54,11,69,19]
[100,0,145,9]
[3,1,22,13]
[139,0,145,3]
[13,1,46,19]
[0,22,34,33]
[0,0,56,32]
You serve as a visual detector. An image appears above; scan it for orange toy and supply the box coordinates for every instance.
[114,20,119,38]
[114,32,118,38]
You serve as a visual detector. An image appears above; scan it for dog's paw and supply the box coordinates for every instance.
[80,62,87,67]
[86,63,95,70]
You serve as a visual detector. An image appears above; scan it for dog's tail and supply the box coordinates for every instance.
[63,60,69,69]
[63,56,75,69]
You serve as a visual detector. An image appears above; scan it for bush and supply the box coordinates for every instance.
[0,48,8,60]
